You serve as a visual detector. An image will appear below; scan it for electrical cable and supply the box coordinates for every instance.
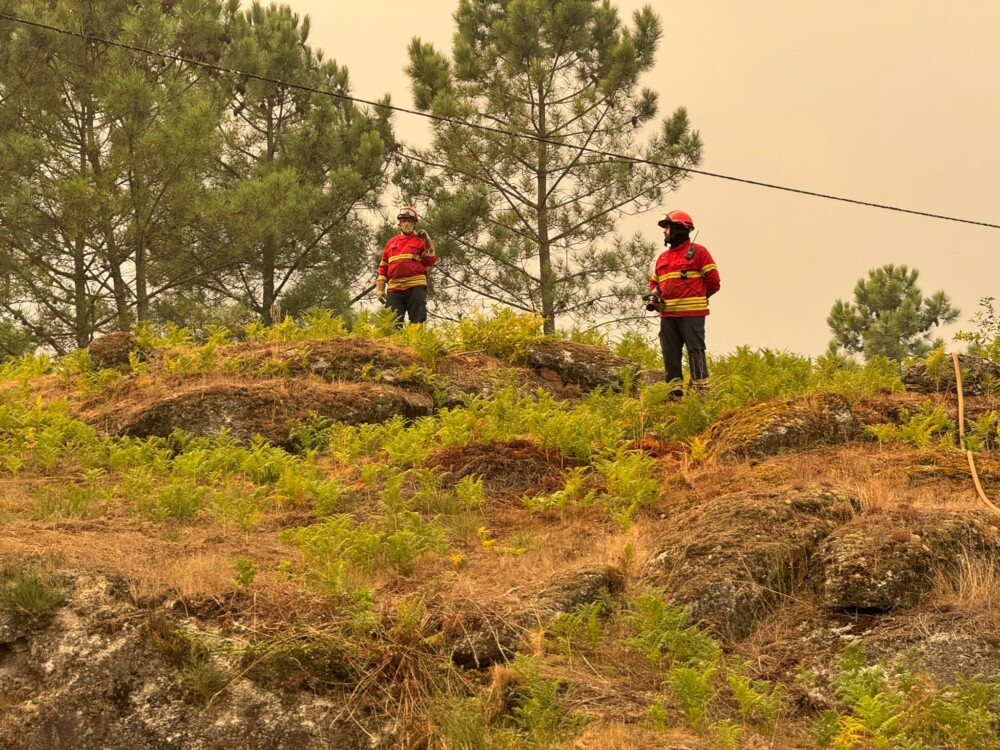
[1,10,999,230]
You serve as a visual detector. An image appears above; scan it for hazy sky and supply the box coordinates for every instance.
[286,1,999,356]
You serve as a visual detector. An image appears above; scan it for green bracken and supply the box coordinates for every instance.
[0,310,990,747]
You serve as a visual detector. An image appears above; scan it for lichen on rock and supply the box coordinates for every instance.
[819,509,1000,612]
[708,393,860,461]
[652,488,859,641]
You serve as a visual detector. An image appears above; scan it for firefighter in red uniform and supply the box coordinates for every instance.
[647,210,720,399]
[375,205,437,326]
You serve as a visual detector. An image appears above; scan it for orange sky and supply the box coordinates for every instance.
[287,1,1000,356]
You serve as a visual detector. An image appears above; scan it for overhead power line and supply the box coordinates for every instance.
[2,11,999,231]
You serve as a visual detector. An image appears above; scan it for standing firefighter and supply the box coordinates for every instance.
[646,209,721,399]
[376,205,437,326]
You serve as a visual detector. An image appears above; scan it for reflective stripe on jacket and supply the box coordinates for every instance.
[377,233,437,291]
[648,241,720,317]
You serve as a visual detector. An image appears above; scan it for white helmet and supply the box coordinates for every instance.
[396,205,420,223]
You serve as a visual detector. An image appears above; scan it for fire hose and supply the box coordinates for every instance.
[951,352,1000,518]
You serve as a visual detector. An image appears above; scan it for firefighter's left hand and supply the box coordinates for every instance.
[416,229,431,244]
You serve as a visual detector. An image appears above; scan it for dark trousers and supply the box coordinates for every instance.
[386,285,427,327]
[659,315,708,396]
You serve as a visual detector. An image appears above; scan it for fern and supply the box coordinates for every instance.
[667,664,717,729]
[452,308,544,363]
[625,590,722,669]
[727,672,785,732]
[814,644,1000,749]
[865,402,955,449]
[547,600,607,655]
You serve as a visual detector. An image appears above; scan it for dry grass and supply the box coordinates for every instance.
[930,556,1000,609]
[569,722,703,749]
[2,428,994,635]
[4,367,1000,747]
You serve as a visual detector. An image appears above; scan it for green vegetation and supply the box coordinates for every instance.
[956,297,1000,365]
[0,310,995,746]
[404,0,701,333]
[811,644,1000,749]
[0,0,392,349]
[0,568,63,621]
[827,264,960,361]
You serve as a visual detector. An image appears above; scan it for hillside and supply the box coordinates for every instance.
[2,311,1000,749]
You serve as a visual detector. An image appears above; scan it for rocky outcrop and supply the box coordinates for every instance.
[819,509,1000,611]
[708,393,860,461]
[88,332,142,370]
[227,338,423,382]
[903,353,1000,395]
[433,350,580,403]
[0,574,389,750]
[448,566,624,669]
[652,489,859,640]
[107,381,433,443]
[525,340,639,391]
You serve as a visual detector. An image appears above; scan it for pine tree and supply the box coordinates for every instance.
[404,0,702,333]
[827,264,960,361]
[0,0,228,350]
[194,3,393,325]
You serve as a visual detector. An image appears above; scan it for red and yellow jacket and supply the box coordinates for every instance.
[648,241,720,317]
[377,233,437,291]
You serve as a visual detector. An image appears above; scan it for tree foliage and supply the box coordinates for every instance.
[0,0,393,352]
[827,264,959,361]
[403,0,702,333]
[190,2,393,325]
[954,297,1000,363]
[0,0,229,351]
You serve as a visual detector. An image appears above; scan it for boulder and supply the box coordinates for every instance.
[525,340,639,391]
[819,509,1000,611]
[88,332,141,370]
[902,353,1000,396]
[433,351,577,403]
[108,381,433,443]
[652,489,859,641]
[229,338,423,382]
[0,573,389,750]
[708,393,860,461]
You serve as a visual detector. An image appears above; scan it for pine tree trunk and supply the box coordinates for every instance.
[536,85,555,335]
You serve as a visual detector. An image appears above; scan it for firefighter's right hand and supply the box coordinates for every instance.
[376,288,387,304]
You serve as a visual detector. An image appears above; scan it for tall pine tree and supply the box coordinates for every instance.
[0,0,229,350]
[194,2,394,325]
[404,0,702,333]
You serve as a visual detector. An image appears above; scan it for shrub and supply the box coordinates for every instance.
[864,402,955,449]
[954,296,1000,363]
[547,601,607,656]
[0,568,63,621]
[625,591,721,669]
[504,655,585,745]
[451,309,544,363]
[667,664,718,729]
[614,330,664,370]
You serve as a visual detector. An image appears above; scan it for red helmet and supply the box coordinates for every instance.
[657,209,694,229]
[397,205,420,223]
